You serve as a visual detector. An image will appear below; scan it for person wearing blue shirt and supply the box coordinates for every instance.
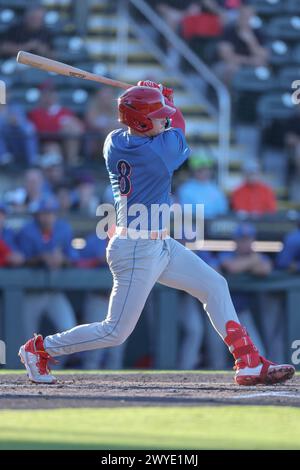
[17,197,77,350]
[19,83,295,386]
[17,197,78,266]
[0,102,39,165]
[176,153,228,219]
[276,225,300,272]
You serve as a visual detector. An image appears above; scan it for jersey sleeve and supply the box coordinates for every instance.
[159,128,190,174]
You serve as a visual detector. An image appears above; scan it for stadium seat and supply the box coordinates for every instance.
[0,9,17,27]
[53,36,90,63]
[0,0,34,9]
[57,88,89,114]
[286,0,300,15]
[265,16,300,41]
[18,68,51,87]
[248,0,285,16]
[232,67,277,93]
[9,87,41,112]
[257,92,296,121]
[292,43,300,65]
[267,40,293,67]
[278,66,300,90]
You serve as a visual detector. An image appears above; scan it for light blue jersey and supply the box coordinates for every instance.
[103,128,190,229]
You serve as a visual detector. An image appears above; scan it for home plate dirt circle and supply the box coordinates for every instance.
[0,373,299,409]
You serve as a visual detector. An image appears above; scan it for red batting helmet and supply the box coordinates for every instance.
[118,86,176,133]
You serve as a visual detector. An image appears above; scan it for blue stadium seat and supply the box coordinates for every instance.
[9,87,41,112]
[0,0,34,9]
[267,40,293,67]
[278,66,300,90]
[232,66,278,93]
[265,16,300,41]
[292,43,300,65]
[248,0,285,16]
[286,0,300,15]
[257,92,296,121]
[53,36,89,63]
[0,9,17,27]
[57,88,90,114]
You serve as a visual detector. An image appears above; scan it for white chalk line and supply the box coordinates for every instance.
[232,391,300,399]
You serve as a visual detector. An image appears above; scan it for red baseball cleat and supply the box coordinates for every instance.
[225,321,295,386]
[19,334,57,384]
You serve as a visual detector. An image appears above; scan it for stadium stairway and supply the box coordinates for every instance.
[83,0,247,190]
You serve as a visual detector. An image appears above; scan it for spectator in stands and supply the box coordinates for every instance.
[0,203,24,267]
[177,1,224,63]
[231,160,277,216]
[16,196,77,344]
[84,88,117,159]
[4,167,51,214]
[219,223,269,355]
[176,153,228,219]
[0,96,39,165]
[76,233,126,369]
[0,5,53,58]
[39,142,66,193]
[154,1,223,65]
[54,182,73,215]
[28,81,84,166]
[216,0,242,24]
[216,4,269,85]
[71,172,100,217]
[277,222,300,273]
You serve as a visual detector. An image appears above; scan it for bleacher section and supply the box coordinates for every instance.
[1,0,300,214]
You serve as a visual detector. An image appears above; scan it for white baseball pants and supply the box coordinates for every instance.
[44,236,239,356]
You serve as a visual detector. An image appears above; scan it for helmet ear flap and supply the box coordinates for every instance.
[118,102,153,132]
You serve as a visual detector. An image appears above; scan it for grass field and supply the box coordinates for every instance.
[0,406,300,450]
[1,370,299,450]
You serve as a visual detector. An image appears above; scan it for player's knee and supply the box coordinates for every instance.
[214,273,229,294]
[107,328,129,346]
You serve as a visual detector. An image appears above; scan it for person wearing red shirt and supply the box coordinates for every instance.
[0,204,24,267]
[29,82,84,166]
[231,160,277,216]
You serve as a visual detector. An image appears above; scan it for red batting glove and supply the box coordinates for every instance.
[137,80,174,103]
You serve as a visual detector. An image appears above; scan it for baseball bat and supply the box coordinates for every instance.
[16,50,132,90]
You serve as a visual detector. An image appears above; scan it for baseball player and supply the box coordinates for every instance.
[19,82,295,385]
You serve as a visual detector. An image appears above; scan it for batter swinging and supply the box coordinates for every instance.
[19,82,295,385]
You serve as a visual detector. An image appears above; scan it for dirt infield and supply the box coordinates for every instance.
[0,372,299,409]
